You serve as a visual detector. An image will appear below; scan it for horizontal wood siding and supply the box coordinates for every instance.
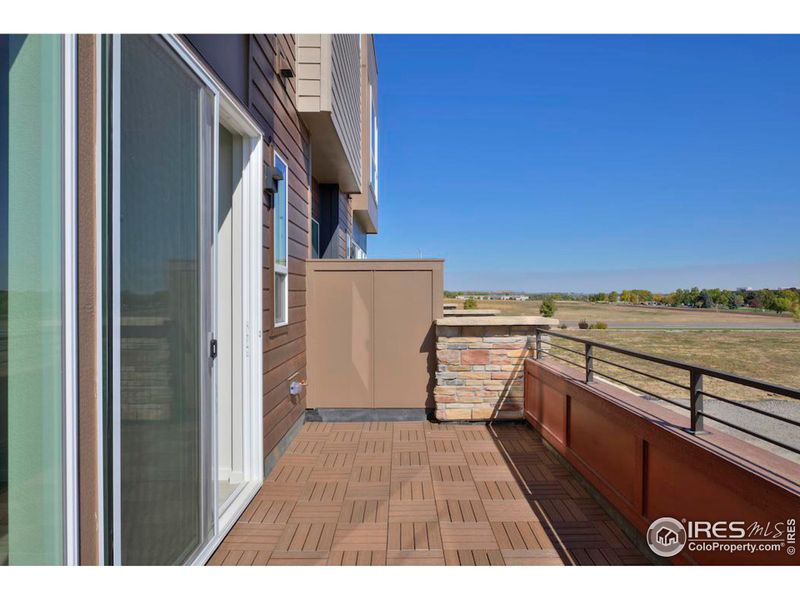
[249,34,310,462]
[330,34,361,183]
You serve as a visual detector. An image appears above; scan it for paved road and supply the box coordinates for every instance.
[561,321,800,330]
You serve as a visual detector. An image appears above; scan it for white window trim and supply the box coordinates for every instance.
[273,151,289,328]
[108,34,264,567]
[311,216,320,259]
[63,33,80,566]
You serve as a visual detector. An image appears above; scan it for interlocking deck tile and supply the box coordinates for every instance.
[439,522,499,550]
[240,498,295,524]
[328,550,387,566]
[207,421,649,566]
[391,465,432,482]
[430,465,472,482]
[288,502,343,523]
[339,499,390,524]
[491,521,552,550]
[501,549,563,566]
[444,549,505,566]
[392,451,429,467]
[386,550,445,565]
[388,521,442,552]
[301,481,347,503]
[275,522,336,553]
[476,480,524,501]
[331,523,389,551]
[350,465,391,483]
[388,500,438,522]
[432,481,480,500]
[483,499,539,522]
[391,480,435,501]
[469,465,518,482]
[436,499,488,523]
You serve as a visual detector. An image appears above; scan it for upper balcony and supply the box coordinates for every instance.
[296,34,362,194]
[350,34,379,234]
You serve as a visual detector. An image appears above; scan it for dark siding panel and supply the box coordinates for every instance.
[250,34,310,461]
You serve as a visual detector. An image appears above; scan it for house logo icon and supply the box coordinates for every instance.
[647,517,687,557]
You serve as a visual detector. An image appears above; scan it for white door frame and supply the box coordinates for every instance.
[108,34,263,566]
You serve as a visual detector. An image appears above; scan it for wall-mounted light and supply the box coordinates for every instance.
[279,53,294,79]
[264,163,283,206]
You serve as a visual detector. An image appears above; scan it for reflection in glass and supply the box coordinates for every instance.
[0,34,64,566]
[119,35,213,565]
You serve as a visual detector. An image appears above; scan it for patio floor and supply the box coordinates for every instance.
[207,420,650,566]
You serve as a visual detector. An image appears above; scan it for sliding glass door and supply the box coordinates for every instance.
[0,34,67,566]
[116,35,214,565]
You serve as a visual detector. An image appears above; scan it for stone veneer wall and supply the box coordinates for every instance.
[434,322,551,421]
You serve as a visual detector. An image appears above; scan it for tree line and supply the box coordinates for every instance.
[586,287,800,316]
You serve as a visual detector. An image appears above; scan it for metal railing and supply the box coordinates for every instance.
[533,328,800,456]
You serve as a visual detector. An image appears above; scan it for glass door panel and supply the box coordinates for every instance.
[118,35,213,565]
[0,34,65,566]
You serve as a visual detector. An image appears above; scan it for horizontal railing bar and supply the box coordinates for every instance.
[538,350,585,372]
[538,328,800,401]
[590,354,690,391]
[699,390,800,429]
[697,411,800,455]
[591,369,690,412]
[546,342,585,357]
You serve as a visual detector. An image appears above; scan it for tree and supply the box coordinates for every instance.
[608,291,618,303]
[463,298,478,310]
[770,296,792,314]
[539,298,557,318]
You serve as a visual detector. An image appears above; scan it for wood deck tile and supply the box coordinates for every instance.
[207,421,648,567]
[439,522,499,550]
[444,549,505,565]
[331,523,388,551]
[388,500,438,522]
[288,502,343,523]
[391,465,432,482]
[391,480,435,501]
[328,550,387,566]
[339,499,390,523]
[430,465,472,482]
[388,521,442,551]
[432,481,479,500]
[436,499,488,523]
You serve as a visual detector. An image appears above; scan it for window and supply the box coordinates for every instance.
[1,34,75,565]
[311,217,320,259]
[369,84,378,201]
[273,153,288,326]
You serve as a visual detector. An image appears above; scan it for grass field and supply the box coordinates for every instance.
[545,329,800,401]
[445,299,800,400]
[447,299,800,328]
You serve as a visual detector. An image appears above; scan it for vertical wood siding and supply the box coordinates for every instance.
[249,34,310,459]
[330,34,361,183]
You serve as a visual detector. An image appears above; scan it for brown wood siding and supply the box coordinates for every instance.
[249,34,310,462]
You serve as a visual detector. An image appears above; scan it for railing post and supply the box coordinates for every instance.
[690,369,704,433]
[535,329,542,360]
[585,342,594,383]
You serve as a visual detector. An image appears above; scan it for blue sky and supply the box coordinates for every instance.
[368,35,800,293]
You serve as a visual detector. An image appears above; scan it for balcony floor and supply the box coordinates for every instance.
[208,421,649,566]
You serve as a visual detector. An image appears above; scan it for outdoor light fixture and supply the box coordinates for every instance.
[279,52,294,78]
[264,163,283,202]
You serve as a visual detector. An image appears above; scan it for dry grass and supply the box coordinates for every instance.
[544,330,800,401]
[446,299,799,327]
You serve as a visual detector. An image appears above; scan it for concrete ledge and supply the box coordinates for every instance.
[442,309,500,317]
[305,408,429,422]
[436,316,558,327]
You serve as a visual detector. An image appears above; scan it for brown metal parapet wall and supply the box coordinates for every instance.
[524,359,800,566]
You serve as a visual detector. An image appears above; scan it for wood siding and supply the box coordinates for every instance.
[248,34,310,460]
[329,34,361,183]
